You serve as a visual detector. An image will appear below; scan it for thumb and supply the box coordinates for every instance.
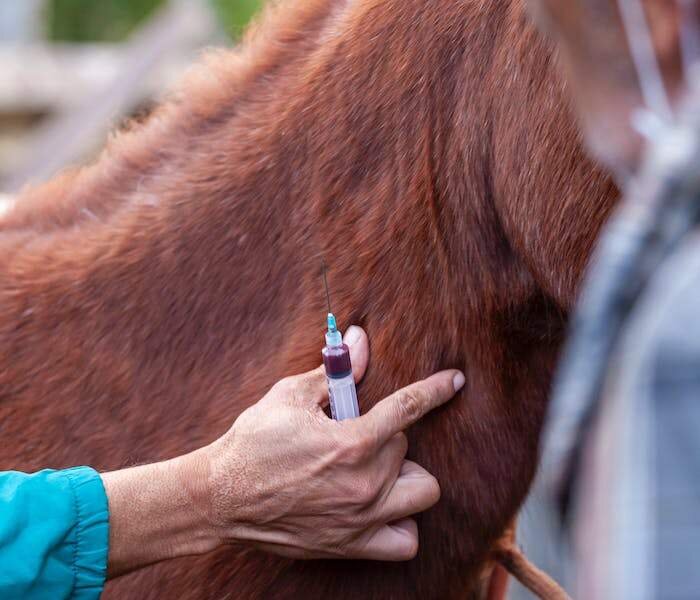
[344,326,369,384]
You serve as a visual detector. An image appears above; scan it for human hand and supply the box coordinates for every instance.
[102,326,464,577]
[200,326,465,561]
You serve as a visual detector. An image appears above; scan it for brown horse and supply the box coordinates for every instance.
[0,0,616,598]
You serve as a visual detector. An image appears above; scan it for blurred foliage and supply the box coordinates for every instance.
[212,0,261,38]
[48,0,162,42]
[47,0,262,42]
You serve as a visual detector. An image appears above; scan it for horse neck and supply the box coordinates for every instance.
[0,0,547,379]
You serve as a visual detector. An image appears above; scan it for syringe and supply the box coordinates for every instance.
[321,266,360,420]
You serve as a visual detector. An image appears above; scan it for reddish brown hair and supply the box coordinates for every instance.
[0,0,616,597]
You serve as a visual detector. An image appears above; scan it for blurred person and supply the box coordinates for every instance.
[0,326,465,599]
[531,0,700,598]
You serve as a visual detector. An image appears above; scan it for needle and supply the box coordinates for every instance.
[322,259,332,315]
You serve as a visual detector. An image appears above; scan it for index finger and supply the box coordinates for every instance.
[358,370,465,446]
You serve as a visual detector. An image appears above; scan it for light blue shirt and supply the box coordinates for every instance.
[0,467,109,599]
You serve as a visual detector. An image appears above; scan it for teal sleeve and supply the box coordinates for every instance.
[0,467,109,600]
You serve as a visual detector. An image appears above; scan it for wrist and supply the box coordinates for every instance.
[191,438,248,548]
[102,447,221,578]
[174,445,223,553]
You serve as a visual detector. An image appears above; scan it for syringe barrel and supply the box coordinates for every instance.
[327,373,360,420]
[322,343,360,420]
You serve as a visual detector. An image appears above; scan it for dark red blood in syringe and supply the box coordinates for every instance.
[323,343,352,377]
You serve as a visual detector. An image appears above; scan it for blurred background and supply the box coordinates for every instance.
[0,0,262,196]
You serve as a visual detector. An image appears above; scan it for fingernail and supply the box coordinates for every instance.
[343,326,362,347]
[453,372,466,392]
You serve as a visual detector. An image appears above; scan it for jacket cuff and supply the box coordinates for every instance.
[63,467,109,600]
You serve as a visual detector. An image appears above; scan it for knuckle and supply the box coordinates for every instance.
[279,368,325,404]
[299,369,323,391]
[348,430,375,461]
[272,376,295,396]
[331,541,351,559]
[356,477,380,506]
[395,389,426,421]
[334,434,369,465]
[356,431,375,456]
[364,420,383,451]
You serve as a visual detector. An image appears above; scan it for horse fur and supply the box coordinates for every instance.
[0,1,617,597]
